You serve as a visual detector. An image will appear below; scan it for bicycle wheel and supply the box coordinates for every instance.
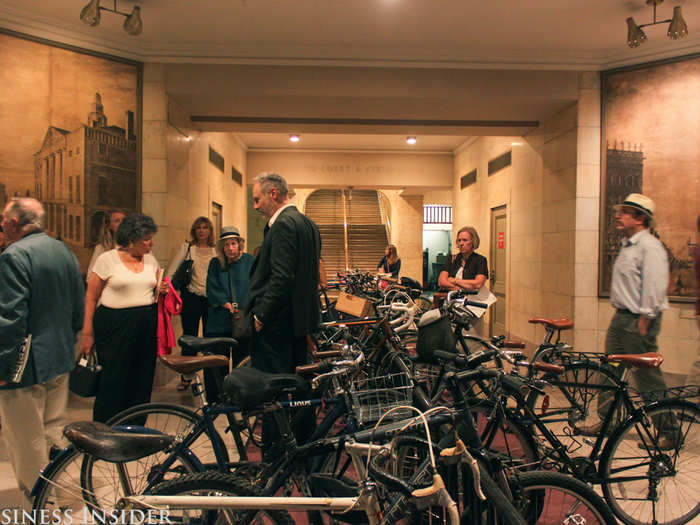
[509,470,617,524]
[464,462,529,525]
[527,360,628,448]
[149,471,295,525]
[471,403,539,472]
[33,447,89,515]
[107,403,228,467]
[599,399,700,525]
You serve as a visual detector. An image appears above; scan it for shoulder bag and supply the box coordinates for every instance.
[228,268,251,340]
[172,244,193,291]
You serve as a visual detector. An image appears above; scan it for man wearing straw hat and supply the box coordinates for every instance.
[578,193,678,448]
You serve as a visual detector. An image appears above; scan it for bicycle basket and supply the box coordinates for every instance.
[350,372,414,424]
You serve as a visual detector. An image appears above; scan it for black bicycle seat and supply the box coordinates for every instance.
[222,367,309,409]
[63,421,173,463]
[179,335,238,354]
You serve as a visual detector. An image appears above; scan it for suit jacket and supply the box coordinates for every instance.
[0,231,85,388]
[245,206,321,338]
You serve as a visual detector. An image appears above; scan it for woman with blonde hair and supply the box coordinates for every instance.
[438,226,488,292]
[377,244,401,279]
[167,216,217,389]
[87,210,125,275]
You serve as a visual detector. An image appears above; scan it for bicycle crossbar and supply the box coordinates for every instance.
[124,495,359,512]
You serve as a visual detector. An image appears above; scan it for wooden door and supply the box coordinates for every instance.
[490,205,507,336]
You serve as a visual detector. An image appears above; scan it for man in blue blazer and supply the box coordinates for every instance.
[0,198,84,503]
[246,172,321,457]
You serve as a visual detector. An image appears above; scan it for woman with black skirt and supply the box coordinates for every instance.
[80,213,168,423]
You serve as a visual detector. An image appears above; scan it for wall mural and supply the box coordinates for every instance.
[600,55,700,301]
[0,31,141,272]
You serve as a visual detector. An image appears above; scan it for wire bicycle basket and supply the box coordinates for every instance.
[350,372,414,424]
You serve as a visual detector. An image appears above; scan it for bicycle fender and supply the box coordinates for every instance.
[30,445,77,499]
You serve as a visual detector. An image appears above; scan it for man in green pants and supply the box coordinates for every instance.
[577,193,678,449]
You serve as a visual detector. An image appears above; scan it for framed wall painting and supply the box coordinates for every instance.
[600,54,700,302]
[0,29,142,273]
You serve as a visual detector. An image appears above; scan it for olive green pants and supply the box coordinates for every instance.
[598,310,677,436]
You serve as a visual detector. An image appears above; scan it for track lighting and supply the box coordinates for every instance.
[80,0,143,36]
[626,0,687,48]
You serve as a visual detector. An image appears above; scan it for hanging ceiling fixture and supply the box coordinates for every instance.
[627,0,687,48]
[80,0,143,36]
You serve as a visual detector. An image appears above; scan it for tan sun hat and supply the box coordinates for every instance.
[613,193,656,227]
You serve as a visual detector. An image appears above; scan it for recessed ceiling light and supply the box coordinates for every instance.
[406,136,417,145]
[289,134,300,143]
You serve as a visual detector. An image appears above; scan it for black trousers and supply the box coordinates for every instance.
[250,321,314,460]
[180,288,209,350]
[93,304,157,424]
[202,331,249,404]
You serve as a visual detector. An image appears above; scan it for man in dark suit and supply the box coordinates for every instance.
[245,172,321,456]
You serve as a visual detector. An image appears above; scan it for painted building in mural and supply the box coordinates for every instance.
[33,93,137,252]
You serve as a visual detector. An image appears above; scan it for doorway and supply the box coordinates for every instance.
[490,205,507,336]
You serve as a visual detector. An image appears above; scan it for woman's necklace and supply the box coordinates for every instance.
[119,249,144,272]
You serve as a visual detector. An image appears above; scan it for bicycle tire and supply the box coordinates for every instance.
[106,402,229,468]
[148,471,295,525]
[509,470,617,524]
[79,438,199,512]
[599,399,700,525]
[33,447,87,515]
[469,462,529,525]
[526,360,628,442]
[470,403,540,472]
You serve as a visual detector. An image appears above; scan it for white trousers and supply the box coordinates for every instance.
[0,373,69,502]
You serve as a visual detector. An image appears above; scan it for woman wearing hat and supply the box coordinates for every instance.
[204,226,254,402]
[166,217,217,390]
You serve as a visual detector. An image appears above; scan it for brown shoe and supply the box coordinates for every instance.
[637,436,682,451]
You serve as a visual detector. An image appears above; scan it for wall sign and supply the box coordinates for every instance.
[498,232,504,249]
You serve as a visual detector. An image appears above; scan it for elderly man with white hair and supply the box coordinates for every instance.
[0,198,84,504]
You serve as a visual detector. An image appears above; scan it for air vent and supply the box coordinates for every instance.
[460,169,477,189]
[488,150,511,176]
[209,146,224,173]
[231,166,242,185]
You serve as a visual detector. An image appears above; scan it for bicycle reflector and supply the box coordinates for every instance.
[541,394,550,415]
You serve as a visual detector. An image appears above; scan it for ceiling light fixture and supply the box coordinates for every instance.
[289,134,300,143]
[406,136,417,145]
[626,0,687,48]
[80,0,143,36]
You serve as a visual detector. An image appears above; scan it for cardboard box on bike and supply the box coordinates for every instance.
[335,292,372,318]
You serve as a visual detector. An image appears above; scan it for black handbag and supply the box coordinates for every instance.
[69,350,102,397]
[172,244,193,291]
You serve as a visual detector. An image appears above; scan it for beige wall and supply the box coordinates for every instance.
[247,150,452,189]
[141,64,248,268]
[452,73,698,377]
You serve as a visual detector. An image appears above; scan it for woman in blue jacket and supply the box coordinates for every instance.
[204,226,254,402]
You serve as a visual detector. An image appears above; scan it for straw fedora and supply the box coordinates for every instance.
[613,193,656,227]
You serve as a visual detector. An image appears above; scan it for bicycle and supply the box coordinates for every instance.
[451,352,700,525]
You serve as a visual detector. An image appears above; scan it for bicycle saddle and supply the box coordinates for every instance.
[159,354,229,374]
[222,367,310,409]
[63,421,173,463]
[528,317,574,330]
[178,335,238,354]
[606,352,664,369]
